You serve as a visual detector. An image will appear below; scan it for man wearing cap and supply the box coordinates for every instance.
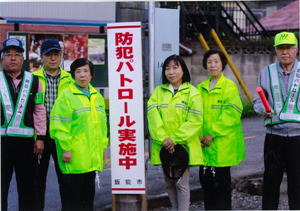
[254,31,300,209]
[32,39,73,210]
[1,38,46,210]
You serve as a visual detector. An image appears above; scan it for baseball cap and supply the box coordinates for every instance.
[160,144,189,180]
[41,39,62,55]
[2,38,24,52]
[274,31,298,47]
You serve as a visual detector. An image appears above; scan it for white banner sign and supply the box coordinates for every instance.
[107,22,145,194]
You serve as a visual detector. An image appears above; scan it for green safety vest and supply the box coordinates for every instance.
[265,62,300,125]
[0,71,36,137]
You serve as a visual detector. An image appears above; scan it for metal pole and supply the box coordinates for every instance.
[148,0,155,93]
[198,33,210,52]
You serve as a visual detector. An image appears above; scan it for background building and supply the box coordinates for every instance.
[1,1,299,98]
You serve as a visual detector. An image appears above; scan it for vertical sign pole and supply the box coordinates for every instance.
[107,22,146,211]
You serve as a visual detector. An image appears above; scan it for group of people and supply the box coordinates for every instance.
[148,31,300,211]
[148,50,244,210]
[0,30,299,211]
[1,38,107,211]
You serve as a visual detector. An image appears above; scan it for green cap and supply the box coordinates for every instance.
[274,31,298,47]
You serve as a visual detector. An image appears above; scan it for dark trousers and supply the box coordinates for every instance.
[1,137,36,211]
[61,171,96,211]
[33,137,63,210]
[262,134,300,210]
[199,166,231,210]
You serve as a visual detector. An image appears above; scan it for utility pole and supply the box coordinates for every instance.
[149,0,155,93]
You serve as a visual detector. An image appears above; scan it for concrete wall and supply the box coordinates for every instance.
[182,42,276,101]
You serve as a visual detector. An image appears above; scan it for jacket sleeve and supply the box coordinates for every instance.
[100,95,109,149]
[171,91,203,144]
[49,91,73,152]
[211,82,243,137]
[33,80,47,138]
[147,87,168,144]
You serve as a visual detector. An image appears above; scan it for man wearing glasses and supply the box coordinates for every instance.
[0,38,46,210]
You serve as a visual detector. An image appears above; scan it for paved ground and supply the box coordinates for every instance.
[6,116,289,210]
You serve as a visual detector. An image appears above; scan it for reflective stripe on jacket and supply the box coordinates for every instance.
[147,82,204,166]
[197,74,245,167]
[49,83,108,174]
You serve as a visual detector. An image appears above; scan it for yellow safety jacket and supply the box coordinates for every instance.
[49,83,108,174]
[147,82,204,166]
[197,74,245,167]
[33,66,74,95]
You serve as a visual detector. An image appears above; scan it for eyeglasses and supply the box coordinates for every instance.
[3,53,23,58]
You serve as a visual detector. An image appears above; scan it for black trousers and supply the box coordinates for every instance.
[262,133,300,210]
[1,136,36,211]
[61,171,96,211]
[33,137,63,210]
[199,166,231,210]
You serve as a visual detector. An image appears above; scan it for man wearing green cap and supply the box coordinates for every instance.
[254,31,300,209]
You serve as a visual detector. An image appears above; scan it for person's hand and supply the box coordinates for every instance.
[163,137,175,153]
[200,136,213,147]
[63,151,72,162]
[199,137,205,147]
[34,140,44,155]
[264,111,273,118]
[263,108,274,118]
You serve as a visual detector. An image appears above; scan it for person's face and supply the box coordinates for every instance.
[165,60,184,87]
[206,53,223,78]
[41,50,62,71]
[275,45,298,66]
[1,48,24,73]
[74,64,92,89]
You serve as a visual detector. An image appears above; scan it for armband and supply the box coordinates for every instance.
[35,92,44,104]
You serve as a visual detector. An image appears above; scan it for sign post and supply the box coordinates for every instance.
[107,22,146,210]
[154,8,179,87]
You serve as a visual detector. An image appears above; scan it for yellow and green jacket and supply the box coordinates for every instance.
[147,82,204,166]
[33,66,74,95]
[50,83,108,174]
[197,74,245,167]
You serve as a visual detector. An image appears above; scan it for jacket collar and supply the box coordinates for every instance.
[3,69,24,80]
[70,83,97,95]
[35,66,69,79]
[202,73,225,92]
[276,59,299,76]
[161,82,190,93]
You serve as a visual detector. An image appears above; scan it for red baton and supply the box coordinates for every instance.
[256,87,271,112]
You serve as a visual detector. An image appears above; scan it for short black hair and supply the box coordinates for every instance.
[70,58,94,79]
[202,49,227,71]
[162,54,191,84]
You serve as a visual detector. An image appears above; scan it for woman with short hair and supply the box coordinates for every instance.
[197,49,245,210]
[50,58,108,211]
